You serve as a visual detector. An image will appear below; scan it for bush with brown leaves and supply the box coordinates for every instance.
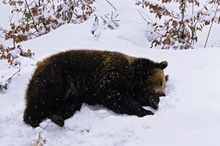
[136,0,220,49]
[0,0,95,91]
[2,0,95,44]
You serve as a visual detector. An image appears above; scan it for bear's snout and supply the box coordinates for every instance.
[158,92,166,96]
[153,90,166,97]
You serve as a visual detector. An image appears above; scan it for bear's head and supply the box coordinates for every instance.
[146,61,168,96]
[145,61,168,109]
[132,60,168,109]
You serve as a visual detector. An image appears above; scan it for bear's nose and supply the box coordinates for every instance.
[154,91,166,97]
[160,92,166,96]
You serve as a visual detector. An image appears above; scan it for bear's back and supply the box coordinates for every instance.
[36,50,132,73]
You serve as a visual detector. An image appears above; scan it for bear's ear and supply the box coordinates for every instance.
[159,61,168,69]
[165,75,169,81]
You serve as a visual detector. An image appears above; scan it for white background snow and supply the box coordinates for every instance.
[1,0,220,146]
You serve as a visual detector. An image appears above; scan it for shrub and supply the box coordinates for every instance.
[1,0,95,92]
[136,0,220,49]
[2,0,95,43]
[91,11,120,38]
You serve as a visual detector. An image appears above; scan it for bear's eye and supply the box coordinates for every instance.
[160,81,163,86]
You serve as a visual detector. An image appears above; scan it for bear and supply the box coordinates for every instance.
[23,50,168,127]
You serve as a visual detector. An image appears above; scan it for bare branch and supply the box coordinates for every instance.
[204,3,219,48]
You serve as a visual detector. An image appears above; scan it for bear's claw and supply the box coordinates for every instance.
[150,98,159,110]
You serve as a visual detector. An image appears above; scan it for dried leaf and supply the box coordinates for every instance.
[172,20,178,27]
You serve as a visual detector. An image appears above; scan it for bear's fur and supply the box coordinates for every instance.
[23,50,168,127]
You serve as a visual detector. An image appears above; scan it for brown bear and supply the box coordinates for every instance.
[23,50,168,127]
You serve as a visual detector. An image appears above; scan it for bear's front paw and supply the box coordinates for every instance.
[149,94,160,110]
[150,98,159,110]
[49,114,64,127]
[144,110,154,116]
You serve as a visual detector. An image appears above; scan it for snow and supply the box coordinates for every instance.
[1,0,220,146]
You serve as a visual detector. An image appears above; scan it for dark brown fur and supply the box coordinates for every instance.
[23,50,168,127]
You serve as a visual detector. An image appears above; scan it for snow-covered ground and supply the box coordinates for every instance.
[1,0,220,146]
